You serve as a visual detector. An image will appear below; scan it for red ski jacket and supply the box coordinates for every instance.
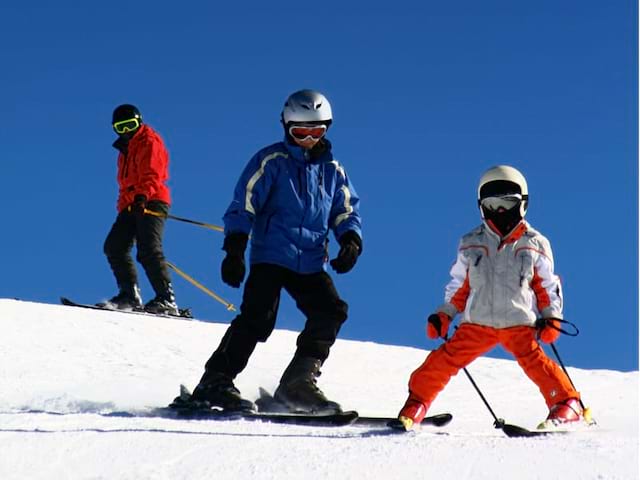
[116,124,171,212]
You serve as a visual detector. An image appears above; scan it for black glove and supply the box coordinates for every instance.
[130,194,147,220]
[330,230,362,274]
[221,232,249,288]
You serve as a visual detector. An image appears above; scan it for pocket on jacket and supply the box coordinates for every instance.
[517,250,535,285]
[466,251,485,287]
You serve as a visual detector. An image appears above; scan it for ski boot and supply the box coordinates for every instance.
[542,398,583,427]
[273,356,342,414]
[390,396,430,431]
[99,284,143,310]
[190,372,256,412]
[145,283,179,316]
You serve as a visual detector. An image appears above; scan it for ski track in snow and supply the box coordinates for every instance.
[0,299,637,480]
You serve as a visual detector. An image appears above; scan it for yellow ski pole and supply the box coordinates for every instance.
[144,209,224,233]
[167,261,236,312]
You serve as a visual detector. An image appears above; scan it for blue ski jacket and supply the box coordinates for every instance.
[223,138,362,274]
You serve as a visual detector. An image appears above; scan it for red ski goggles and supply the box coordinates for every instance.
[113,117,141,134]
[480,193,522,212]
[288,124,327,141]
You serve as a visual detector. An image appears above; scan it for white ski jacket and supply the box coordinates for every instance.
[438,221,563,328]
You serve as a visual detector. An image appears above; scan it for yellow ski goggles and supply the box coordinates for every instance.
[113,117,141,134]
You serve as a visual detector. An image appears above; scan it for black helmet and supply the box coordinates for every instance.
[112,104,142,124]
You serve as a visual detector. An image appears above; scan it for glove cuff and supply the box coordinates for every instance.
[223,232,249,256]
[339,230,362,254]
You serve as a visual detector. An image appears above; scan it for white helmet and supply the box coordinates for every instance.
[477,165,529,217]
[282,89,333,125]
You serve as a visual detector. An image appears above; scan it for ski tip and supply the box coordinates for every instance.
[502,423,545,437]
[425,413,453,426]
[502,422,569,437]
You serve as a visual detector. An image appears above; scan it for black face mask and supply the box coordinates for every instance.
[112,134,133,154]
[112,127,141,154]
[118,131,137,141]
[482,203,522,236]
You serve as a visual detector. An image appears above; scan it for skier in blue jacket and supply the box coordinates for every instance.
[190,90,362,413]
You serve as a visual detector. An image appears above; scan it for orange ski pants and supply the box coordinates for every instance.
[408,323,579,408]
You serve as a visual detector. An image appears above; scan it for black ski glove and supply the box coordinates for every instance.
[221,232,249,288]
[130,194,147,220]
[330,230,362,274]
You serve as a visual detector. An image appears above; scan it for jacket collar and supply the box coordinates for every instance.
[283,137,333,164]
[112,124,149,154]
[484,219,528,245]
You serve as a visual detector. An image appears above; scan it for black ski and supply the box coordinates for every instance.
[244,410,359,426]
[253,387,452,430]
[137,406,359,426]
[499,422,571,437]
[60,296,193,320]
[356,413,453,428]
[500,425,564,437]
[168,385,358,427]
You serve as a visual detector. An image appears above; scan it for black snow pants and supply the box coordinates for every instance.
[201,263,349,380]
[103,200,171,296]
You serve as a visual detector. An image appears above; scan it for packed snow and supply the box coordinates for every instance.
[0,299,637,479]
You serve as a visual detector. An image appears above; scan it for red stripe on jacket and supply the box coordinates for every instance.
[530,267,551,313]
[450,271,471,313]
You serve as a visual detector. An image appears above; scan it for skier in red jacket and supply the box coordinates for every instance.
[102,104,179,315]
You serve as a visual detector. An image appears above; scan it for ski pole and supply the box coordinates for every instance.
[549,342,594,424]
[536,318,593,423]
[442,332,504,429]
[167,261,236,312]
[460,364,506,429]
[144,209,224,233]
[443,331,539,437]
[459,362,551,437]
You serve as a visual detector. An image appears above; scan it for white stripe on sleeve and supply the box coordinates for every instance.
[245,152,287,214]
[334,185,354,227]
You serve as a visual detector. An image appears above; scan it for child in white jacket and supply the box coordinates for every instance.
[395,165,583,431]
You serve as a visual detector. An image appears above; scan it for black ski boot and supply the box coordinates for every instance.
[273,356,342,414]
[190,372,256,412]
[145,282,179,316]
[99,284,143,310]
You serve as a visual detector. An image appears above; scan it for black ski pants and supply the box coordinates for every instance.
[103,201,171,296]
[202,263,349,380]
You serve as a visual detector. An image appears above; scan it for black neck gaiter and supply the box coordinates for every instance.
[483,205,522,237]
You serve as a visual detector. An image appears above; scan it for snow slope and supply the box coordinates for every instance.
[0,299,637,480]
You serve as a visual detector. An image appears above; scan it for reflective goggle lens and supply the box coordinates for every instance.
[289,124,327,140]
[481,193,522,212]
[113,118,140,134]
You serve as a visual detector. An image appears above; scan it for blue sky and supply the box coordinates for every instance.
[1,1,637,372]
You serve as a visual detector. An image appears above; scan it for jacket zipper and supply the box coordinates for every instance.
[297,167,306,271]
[122,153,130,179]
